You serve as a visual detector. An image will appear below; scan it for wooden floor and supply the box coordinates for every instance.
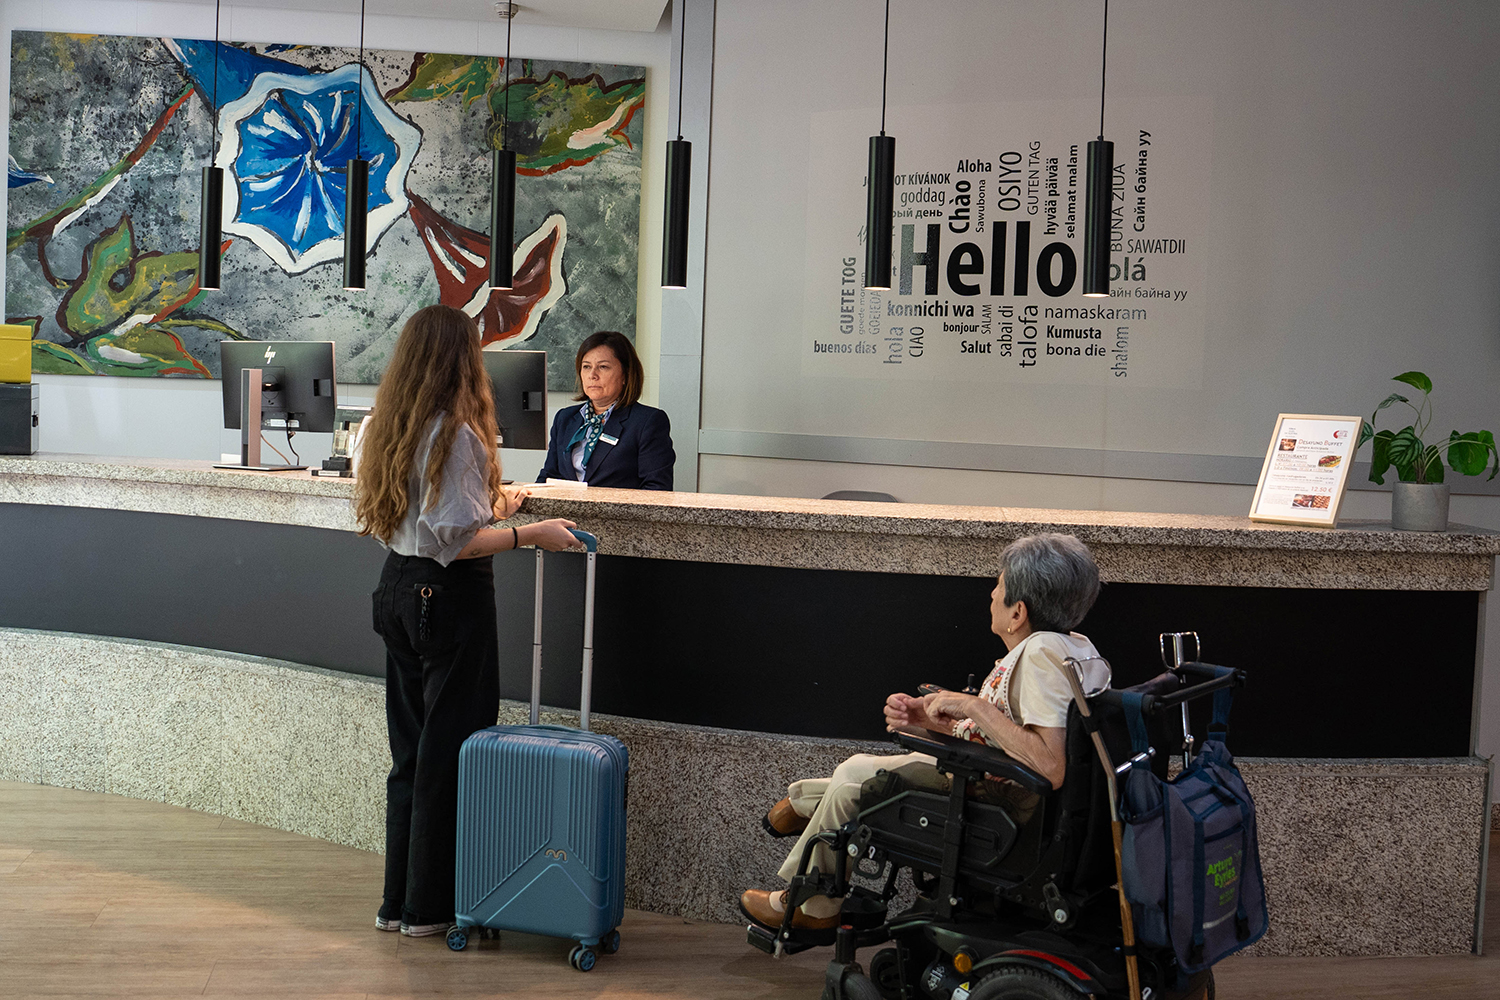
[1,781,1495,999]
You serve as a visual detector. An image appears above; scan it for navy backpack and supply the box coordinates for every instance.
[1117,683,1268,973]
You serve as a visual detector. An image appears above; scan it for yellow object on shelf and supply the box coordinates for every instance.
[0,324,31,384]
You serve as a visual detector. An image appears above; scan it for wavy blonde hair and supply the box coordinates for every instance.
[353,305,502,544]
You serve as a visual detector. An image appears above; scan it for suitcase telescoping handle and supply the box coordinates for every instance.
[529,529,600,730]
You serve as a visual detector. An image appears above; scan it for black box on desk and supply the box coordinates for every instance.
[0,383,39,455]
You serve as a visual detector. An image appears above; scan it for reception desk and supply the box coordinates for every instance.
[0,453,1495,956]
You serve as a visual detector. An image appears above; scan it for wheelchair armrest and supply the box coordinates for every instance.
[1092,662,1245,716]
[890,725,1053,796]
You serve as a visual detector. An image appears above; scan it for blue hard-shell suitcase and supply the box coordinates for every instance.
[446,531,629,972]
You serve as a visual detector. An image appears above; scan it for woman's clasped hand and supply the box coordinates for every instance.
[883,690,976,732]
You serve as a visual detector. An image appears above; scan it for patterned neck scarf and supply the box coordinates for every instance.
[566,401,614,469]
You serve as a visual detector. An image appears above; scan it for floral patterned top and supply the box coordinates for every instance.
[952,631,1109,747]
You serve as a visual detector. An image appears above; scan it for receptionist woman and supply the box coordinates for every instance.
[537,331,676,489]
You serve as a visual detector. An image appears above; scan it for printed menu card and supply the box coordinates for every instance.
[1249,414,1362,527]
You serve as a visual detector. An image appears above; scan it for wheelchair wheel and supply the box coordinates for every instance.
[819,971,882,1000]
[968,966,1078,1000]
[868,949,903,1000]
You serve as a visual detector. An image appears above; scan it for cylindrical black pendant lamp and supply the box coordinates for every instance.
[863,134,895,290]
[197,1,224,291]
[662,139,691,289]
[491,3,518,292]
[490,148,517,290]
[343,0,369,291]
[863,0,895,291]
[1083,0,1112,297]
[1082,138,1112,297]
[198,165,223,290]
[343,158,369,291]
[661,0,691,289]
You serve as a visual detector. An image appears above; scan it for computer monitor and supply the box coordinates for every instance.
[217,341,336,471]
[482,350,547,451]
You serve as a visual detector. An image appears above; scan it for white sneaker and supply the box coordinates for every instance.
[400,920,453,938]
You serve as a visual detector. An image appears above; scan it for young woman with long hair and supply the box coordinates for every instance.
[353,304,582,937]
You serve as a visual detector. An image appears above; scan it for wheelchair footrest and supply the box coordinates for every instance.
[746,921,825,955]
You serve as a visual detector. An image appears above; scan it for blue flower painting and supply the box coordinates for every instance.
[6,32,646,386]
[219,64,420,273]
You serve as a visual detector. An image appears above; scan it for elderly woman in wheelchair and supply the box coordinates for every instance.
[739,532,1109,935]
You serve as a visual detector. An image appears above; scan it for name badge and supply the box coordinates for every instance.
[599,433,619,446]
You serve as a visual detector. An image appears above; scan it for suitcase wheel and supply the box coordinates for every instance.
[446,927,469,952]
[601,929,620,955]
[568,944,597,971]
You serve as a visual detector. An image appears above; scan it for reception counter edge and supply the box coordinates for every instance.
[2,453,1498,591]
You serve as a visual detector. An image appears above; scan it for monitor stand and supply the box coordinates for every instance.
[213,366,307,472]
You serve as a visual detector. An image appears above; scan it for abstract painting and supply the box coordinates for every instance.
[6,31,646,388]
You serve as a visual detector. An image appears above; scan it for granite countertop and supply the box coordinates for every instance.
[0,452,356,498]
[519,485,1500,554]
[4,452,1499,557]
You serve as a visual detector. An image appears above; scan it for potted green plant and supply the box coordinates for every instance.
[1356,371,1498,531]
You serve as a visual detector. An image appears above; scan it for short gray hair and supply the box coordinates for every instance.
[997,533,1101,633]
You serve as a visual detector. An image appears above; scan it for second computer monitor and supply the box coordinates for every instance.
[220,341,337,433]
[482,350,548,450]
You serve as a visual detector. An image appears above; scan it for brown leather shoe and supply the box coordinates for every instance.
[738,889,839,931]
[761,797,810,838]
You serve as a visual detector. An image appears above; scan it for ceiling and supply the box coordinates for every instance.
[153,0,672,33]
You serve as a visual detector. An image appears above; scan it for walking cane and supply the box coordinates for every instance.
[1061,657,1142,1000]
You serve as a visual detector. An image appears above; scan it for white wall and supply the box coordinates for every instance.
[1,0,671,479]
[699,0,1500,459]
[695,0,1500,761]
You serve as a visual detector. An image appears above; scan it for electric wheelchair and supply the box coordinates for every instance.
[746,660,1245,1000]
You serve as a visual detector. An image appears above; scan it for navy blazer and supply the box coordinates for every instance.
[537,401,675,490]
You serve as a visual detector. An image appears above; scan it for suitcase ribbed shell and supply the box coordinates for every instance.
[455,726,628,944]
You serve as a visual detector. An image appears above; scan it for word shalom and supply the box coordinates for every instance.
[889,221,1150,298]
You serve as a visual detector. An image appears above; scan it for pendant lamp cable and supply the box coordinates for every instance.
[211,0,221,158]
[503,4,512,149]
[675,0,685,140]
[1098,0,1108,138]
[355,0,366,159]
[879,0,890,135]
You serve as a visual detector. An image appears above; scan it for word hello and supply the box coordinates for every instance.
[895,221,1150,299]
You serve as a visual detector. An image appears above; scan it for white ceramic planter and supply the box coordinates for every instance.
[1391,482,1451,532]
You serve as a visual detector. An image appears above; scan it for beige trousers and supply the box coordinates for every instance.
[777,751,936,917]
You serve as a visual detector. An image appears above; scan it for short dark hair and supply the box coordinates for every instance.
[572,331,644,407]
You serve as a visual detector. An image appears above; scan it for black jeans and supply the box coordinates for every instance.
[372,551,499,924]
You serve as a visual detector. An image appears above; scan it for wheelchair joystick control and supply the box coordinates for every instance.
[962,673,979,695]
